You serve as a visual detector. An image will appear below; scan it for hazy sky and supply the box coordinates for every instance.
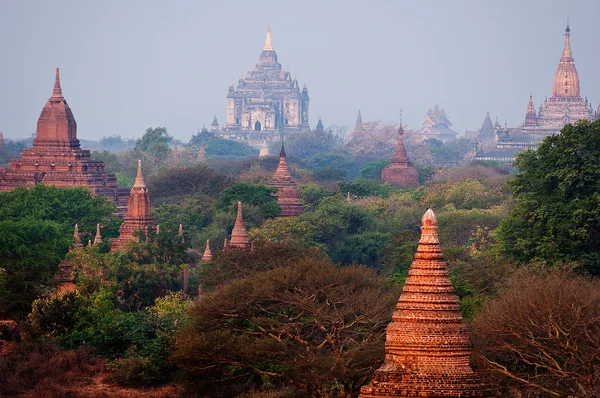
[0,1,598,141]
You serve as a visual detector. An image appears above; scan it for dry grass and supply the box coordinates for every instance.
[0,339,179,398]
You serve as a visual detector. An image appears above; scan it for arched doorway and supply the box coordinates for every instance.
[254,121,262,131]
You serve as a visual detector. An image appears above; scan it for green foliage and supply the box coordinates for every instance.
[29,291,81,337]
[0,185,119,318]
[147,165,231,203]
[285,129,340,160]
[249,217,322,249]
[298,183,335,209]
[189,131,258,158]
[215,182,280,219]
[312,166,347,181]
[134,127,171,157]
[498,119,600,274]
[359,159,389,179]
[339,179,396,198]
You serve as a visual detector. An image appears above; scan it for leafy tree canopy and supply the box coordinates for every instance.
[498,119,600,274]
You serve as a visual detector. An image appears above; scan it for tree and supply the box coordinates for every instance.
[359,159,389,179]
[172,258,400,397]
[146,165,231,203]
[472,269,600,397]
[215,182,280,219]
[133,127,172,169]
[498,119,600,274]
[0,186,117,317]
[345,121,398,161]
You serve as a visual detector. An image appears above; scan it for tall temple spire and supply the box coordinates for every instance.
[381,116,418,187]
[93,223,102,245]
[561,22,573,61]
[111,159,154,252]
[355,110,363,129]
[359,209,486,397]
[264,25,273,51]
[201,239,213,262]
[553,23,580,98]
[270,140,304,217]
[230,201,250,248]
[134,160,146,188]
[73,224,82,248]
[52,68,64,100]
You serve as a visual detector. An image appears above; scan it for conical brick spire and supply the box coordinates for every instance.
[201,239,213,262]
[223,238,229,249]
[347,192,351,203]
[93,223,102,245]
[381,124,418,188]
[51,68,64,100]
[269,142,304,217]
[179,223,184,243]
[230,201,249,248]
[73,224,82,248]
[111,160,154,252]
[359,209,487,397]
[259,140,269,159]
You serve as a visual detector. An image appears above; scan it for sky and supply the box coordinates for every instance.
[0,0,598,141]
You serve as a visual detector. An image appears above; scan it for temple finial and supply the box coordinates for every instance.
[134,160,146,188]
[52,68,63,99]
[264,25,273,51]
[74,224,82,248]
[561,20,573,61]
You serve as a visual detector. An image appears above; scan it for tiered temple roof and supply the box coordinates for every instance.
[413,105,457,142]
[111,160,154,252]
[269,142,304,217]
[381,125,419,188]
[359,209,487,397]
[224,26,309,138]
[0,69,128,213]
[229,201,250,249]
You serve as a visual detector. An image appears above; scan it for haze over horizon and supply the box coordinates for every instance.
[0,0,598,141]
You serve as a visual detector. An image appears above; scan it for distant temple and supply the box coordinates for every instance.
[223,26,310,139]
[381,125,418,188]
[111,160,154,252]
[474,24,598,164]
[412,105,457,142]
[359,209,487,397]
[0,69,128,212]
[269,142,304,217]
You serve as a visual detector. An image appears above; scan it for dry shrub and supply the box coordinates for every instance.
[0,338,101,397]
[472,269,600,397]
[431,164,509,184]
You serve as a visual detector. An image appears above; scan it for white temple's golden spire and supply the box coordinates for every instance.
[561,22,573,61]
[264,25,273,51]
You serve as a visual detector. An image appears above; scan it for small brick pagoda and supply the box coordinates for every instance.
[381,125,418,188]
[111,160,154,252]
[359,209,487,397]
[229,201,250,249]
[269,142,304,217]
[0,69,127,213]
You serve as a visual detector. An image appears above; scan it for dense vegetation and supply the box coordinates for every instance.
[1,120,600,396]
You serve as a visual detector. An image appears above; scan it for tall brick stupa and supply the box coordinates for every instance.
[269,142,304,217]
[359,209,487,397]
[381,124,418,188]
[111,160,154,252]
[0,69,127,213]
[229,201,250,249]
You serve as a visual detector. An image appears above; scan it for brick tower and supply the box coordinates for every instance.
[111,160,154,252]
[201,239,213,262]
[0,69,127,213]
[269,142,304,217]
[229,201,250,249]
[381,125,419,188]
[359,209,487,397]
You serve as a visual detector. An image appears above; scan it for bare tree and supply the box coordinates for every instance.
[471,269,600,397]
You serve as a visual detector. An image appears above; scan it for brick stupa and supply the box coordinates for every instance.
[111,160,154,252]
[229,201,250,249]
[0,69,127,213]
[201,239,213,262]
[269,142,304,217]
[359,209,487,397]
[381,125,418,188]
